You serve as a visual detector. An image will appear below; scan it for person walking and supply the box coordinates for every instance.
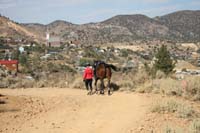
[83,63,93,94]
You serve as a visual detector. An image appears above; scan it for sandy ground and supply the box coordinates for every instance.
[0,88,155,133]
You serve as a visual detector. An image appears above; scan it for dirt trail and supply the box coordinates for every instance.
[0,88,154,133]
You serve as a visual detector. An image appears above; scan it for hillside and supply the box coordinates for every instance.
[1,10,200,44]
[157,10,200,41]
[0,16,41,42]
[102,14,171,38]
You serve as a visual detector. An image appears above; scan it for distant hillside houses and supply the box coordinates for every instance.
[47,36,61,47]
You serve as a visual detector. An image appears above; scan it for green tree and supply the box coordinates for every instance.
[19,54,28,67]
[153,45,176,75]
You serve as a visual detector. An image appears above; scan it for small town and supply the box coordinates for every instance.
[0,1,200,132]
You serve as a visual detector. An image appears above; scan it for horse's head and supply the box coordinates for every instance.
[93,60,99,69]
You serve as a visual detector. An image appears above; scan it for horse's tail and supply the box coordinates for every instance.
[108,64,118,71]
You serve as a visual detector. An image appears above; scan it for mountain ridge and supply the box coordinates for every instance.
[0,10,200,44]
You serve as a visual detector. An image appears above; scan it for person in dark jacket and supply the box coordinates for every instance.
[83,63,93,93]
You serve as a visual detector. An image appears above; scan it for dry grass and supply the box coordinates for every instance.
[135,75,200,101]
[163,124,184,133]
[0,72,76,89]
[183,76,200,101]
[136,82,154,93]
[69,74,85,89]
[151,99,196,119]
[157,78,182,96]
[189,119,200,133]
[111,68,150,91]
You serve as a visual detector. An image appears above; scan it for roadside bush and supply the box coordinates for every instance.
[136,82,154,93]
[45,72,69,88]
[163,125,184,133]
[132,68,150,85]
[116,68,150,91]
[189,119,200,133]
[151,100,179,113]
[183,76,200,101]
[11,79,35,89]
[158,78,182,96]
[119,81,135,91]
[1,77,35,89]
[69,74,85,89]
[151,99,196,118]
[177,103,194,118]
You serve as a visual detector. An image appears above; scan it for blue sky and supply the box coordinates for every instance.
[0,0,200,24]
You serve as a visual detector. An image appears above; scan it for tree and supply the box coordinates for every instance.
[153,45,176,75]
[19,54,28,67]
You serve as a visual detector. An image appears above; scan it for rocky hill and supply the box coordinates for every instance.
[157,10,200,41]
[0,10,200,44]
[0,16,42,42]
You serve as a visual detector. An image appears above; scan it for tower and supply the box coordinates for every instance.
[46,27,50,47]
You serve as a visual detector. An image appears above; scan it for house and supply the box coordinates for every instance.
[47,37,61,47]
[0,60,18,73]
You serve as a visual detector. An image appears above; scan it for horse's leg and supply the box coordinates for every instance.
[107,79,111,95]
[94,78,98,94]
[100,79,104,94]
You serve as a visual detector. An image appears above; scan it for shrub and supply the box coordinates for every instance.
[120,49,129,57]
[156,70,166,79]
[47,63,60,73]
[163,125,184,133]
[151,99,196,118]
[151,100,179,113]
[136,82,154,93]
[189,119,200,133]
[1,77,35,89]
[158,78,182,96]
[177,104,194,118]
[132,68,150,85]
[183,76,200,101]
[119,81,135,91]
[70,75,85,89]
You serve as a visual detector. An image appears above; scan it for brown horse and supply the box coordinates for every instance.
[93,61,117,95]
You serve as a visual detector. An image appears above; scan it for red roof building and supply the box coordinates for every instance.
[0,60,18,72]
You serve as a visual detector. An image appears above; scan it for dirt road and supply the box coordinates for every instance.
[0,88,154,133]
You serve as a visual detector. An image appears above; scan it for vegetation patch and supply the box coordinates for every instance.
[151,99,197,119]
[189,119,200,133]
[163,124,184,133]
